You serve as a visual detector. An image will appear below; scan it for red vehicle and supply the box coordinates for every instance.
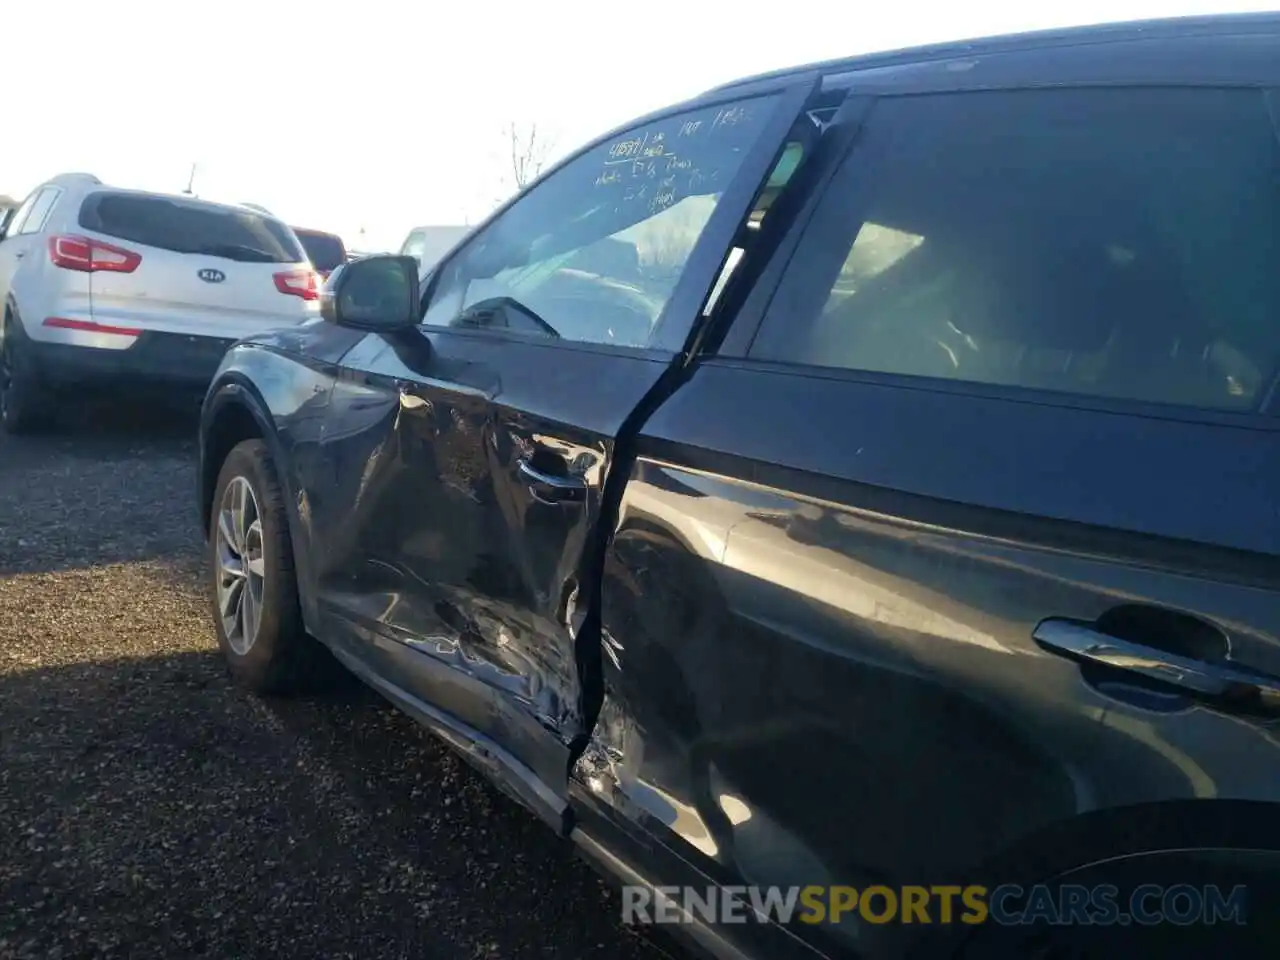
[291,227,347,279]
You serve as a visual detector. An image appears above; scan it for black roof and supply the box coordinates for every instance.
[702,12,1280,95]
[448,11,1279,249]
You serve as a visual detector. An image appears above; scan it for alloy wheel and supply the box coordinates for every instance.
[215,475,267,654]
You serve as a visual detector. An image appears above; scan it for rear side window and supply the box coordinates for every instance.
[750,87,1280,413]
[294,229,346,272]
[5,191,41,236]
[12,187,61,236]
[79,193,305,264]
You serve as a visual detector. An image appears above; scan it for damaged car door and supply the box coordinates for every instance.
[313,80,818,828]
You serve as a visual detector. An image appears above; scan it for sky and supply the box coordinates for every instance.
[2,0,1275,251]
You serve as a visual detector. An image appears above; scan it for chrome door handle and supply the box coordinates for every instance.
[517,458,586,505]
[1033,618,1280,711]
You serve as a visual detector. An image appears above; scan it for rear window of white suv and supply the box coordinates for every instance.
[78,193,305,264]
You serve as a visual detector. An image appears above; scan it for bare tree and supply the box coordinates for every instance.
[502,121,554,193]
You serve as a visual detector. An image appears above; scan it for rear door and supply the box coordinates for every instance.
[0,187,59,311]
[308,79,820,827]
[77,192,319,339]
[595,80,1280,956]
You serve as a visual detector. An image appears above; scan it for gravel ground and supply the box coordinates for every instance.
[0,406,666,960]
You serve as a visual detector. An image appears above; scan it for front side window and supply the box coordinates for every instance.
[423,95,780,349]
[751,87,1280,413]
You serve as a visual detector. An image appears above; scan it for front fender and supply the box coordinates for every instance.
[199,341,342,631]
[198,373,292,532]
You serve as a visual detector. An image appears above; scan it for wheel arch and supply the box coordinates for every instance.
[199,379,276,537]
[975,798,1280,886]
[199,377,320,631]
[909,797,1280,957]
[2,295,24,330]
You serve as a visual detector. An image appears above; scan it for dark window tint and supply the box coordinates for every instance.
[79,193,305,264]
[423,94,780,348]
[750,88,1280,413]
[294,228,346,272]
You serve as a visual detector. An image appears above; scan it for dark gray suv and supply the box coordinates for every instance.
[198,13,1280,959]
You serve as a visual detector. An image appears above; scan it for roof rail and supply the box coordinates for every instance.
[699,11,1280,95]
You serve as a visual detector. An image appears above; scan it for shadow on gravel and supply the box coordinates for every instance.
[0,400,205,579]
[0,647,665,960]
[0,395,199,454]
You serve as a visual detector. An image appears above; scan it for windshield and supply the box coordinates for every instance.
[79,192,305,263]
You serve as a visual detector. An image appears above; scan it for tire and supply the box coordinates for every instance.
[209,438,314,694]
[0,311,51,435]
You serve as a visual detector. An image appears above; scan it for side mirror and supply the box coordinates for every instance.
[320,254,419,331]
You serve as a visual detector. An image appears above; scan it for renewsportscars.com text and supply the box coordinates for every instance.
[622,883,1249,927]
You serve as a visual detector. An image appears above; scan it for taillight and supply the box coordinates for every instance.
[273,269,319,301]
[48,235,142,273]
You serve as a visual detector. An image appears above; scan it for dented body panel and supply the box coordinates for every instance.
[298,327,673,818]
[578,359,1280,958]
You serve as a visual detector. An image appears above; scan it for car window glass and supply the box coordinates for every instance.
[78,193,306,263]
[295,230,346,272]
[17,188,60,235]
[702,137,812,319]
[5,190,42,237]
[750,88,1280,413]
[423,95,781,348]
[401,230,426,259]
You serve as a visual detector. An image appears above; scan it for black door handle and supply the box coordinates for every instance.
[1033,618,1280,711]
[517,458,586,505]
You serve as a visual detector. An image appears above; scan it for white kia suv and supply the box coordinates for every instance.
[0,173,321,432]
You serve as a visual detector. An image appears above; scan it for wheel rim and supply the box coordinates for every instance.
[215,475,266,655]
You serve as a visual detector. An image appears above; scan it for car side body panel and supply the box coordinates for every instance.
[305,328,673,828]
[193,16,1280,960]
[586,360,1280,958]
[576,21,1280,959]
[198,322,365,622]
